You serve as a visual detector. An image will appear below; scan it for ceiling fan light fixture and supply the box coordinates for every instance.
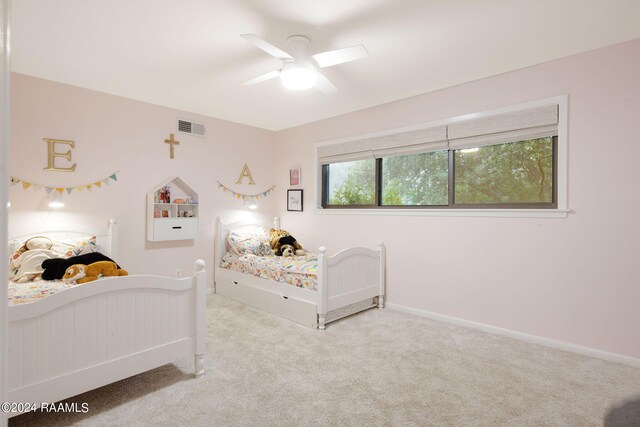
[241,34,367,94]
[280,66,317,90]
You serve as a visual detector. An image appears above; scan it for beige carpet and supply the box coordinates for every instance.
[9,294,640,426]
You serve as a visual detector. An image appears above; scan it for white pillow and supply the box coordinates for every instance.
[226,231,271,256]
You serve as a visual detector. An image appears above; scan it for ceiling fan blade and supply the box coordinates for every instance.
[312,45,369,68]
[315,73,338,94]
[240,34,293,61]
[242,70,280,86]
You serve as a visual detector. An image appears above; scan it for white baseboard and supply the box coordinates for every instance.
[386,302,640,369]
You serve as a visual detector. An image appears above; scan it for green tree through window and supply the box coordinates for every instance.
[382,151,448,205]
[323,137,555,208]
[326,159,375,205]
[455,137,553,204]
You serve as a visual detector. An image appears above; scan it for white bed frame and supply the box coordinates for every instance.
[7,219,207,417]
[215,217,385,329]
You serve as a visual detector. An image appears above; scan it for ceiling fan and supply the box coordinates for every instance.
[240,34,369,94]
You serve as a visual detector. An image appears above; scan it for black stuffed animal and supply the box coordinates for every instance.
[275,235,308,257]
[41,252,119,281]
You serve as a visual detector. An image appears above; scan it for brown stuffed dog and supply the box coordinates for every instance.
[269,228,307,257]
[63,261,128,284]
[269,228,289,251]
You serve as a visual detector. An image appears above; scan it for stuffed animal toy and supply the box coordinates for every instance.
[11,236,49,258]
[9,236,59,283]
[269,228,308,257]
[269,228,289,244]
[63,261,128,284]
[41,252,119,281]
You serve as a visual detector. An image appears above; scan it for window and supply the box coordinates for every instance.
[454,137,554,206]
[319,102,561,210]
[381,151,448,206]
[323,159,376,206]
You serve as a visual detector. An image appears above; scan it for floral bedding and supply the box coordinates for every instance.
[226,230,272,256]
[8,279,75,305]
[220,252,318,291]
[7,233,107,305]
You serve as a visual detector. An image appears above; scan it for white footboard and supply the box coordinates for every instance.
[7,260,206,416]
[215,217,385,329]
[317,243,385,329]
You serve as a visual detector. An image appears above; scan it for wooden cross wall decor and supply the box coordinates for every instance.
[164,133,180,159]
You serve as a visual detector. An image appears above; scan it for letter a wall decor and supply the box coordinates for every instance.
[236,163,256,185]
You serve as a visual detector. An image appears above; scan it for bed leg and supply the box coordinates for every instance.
[378,296,384,309]
[318,315,326,331]
[194,354,205,378]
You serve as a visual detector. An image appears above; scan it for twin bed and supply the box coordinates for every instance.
[215,217,385,329]
[5,216,384,417]
[6,220,206,418]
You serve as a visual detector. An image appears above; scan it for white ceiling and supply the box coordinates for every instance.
[11,0,640,131]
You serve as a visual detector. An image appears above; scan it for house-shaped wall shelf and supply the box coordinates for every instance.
[147,176,199,241]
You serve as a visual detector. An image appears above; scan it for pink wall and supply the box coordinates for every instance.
[9,73,277,285]
[8,38,640,361]
[274,38,640,359]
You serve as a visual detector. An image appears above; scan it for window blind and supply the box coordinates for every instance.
[447,105,558,150]
[317,138,374,164]
[369,127,448,158]
[318,104,559,164]
[318,126,447,164]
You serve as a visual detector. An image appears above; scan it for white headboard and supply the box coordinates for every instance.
[214,216,279,269]
[8,219,117,259]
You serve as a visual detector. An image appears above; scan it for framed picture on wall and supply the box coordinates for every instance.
[289,168,301,186]
[287,189,303,212]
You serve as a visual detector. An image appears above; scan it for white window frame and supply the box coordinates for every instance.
[314,95,569,218]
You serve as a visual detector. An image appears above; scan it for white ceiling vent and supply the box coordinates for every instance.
[177,119,206,137]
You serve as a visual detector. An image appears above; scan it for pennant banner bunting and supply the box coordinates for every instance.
[216,181,275,203]
[9,171,119,195]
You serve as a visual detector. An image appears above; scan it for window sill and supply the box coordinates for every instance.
[313,208,571,219]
